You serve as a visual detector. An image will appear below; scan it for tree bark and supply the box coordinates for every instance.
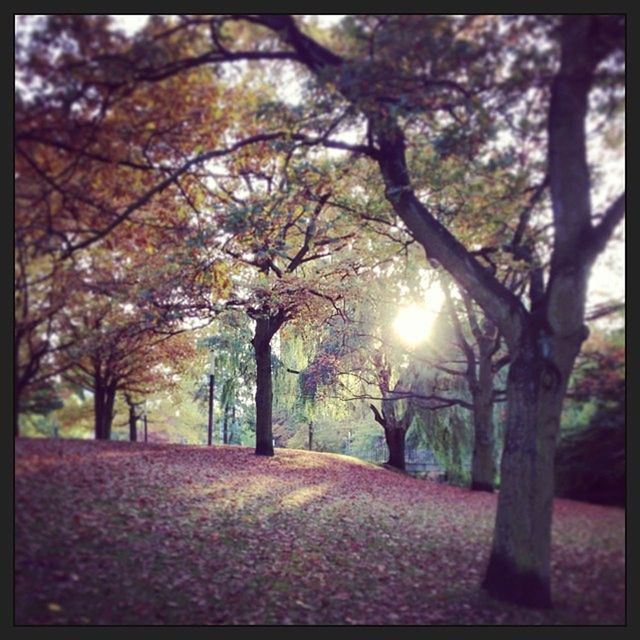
[103,383,117,440]
[481,333,571,607]
[252,314,285,456]
[471,342,496,492]
[470,397,495,492]
[384,426,406,471]
[128,404,137,442]
[308,420,314,451]
[94,381,106,440]
[223,402,229,444]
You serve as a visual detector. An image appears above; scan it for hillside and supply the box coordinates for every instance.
[15,438,625,625]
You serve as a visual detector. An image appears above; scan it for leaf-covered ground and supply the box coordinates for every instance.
[15,438,625,625]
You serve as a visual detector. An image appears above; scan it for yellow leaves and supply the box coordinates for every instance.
[211,262,233,300]
[47,602,63,612]
[144,121,156,131]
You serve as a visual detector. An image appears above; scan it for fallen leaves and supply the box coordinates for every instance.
[15,438,625,625]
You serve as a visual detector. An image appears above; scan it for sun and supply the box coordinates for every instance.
[393,305,432,346]
[392,285,445,346]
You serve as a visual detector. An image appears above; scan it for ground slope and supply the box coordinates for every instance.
[15,438,625,625]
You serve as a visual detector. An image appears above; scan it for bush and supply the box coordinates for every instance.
[555,409,624,506]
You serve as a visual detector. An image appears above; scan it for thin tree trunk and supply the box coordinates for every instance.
[308,420,314,451]
[471,347,496,491]
[207,374,214,446]
[94,382,106,440]
[103,383,117,440]
[128,404,137,442]
[231,403,237,444]
[223,402,229,444]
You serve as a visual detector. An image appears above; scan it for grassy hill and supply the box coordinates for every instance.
[15,438,625,625]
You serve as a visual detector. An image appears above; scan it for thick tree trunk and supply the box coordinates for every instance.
[253,339,273,455]
[95,381,117,440]
[481,336,571,608]
[252,316,284,457]
[384,426,406,471]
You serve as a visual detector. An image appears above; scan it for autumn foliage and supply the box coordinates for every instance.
[15,438,624,625]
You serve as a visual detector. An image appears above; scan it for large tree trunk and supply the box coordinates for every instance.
[482,332,574,608]
[384,426,406,471]
[253,332,274,455]
[94,381,117,440]
[252,315,285,456]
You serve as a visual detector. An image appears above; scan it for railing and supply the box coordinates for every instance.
[348,446,445,473]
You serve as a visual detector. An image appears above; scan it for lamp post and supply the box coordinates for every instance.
[207,348,215,446]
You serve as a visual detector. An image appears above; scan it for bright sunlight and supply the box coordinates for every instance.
[393,284,445,346]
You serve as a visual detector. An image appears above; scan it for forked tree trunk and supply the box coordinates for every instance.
[370,402,409,472]
[384,426,406,471]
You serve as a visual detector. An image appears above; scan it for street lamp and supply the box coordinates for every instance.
[207,348,215,446]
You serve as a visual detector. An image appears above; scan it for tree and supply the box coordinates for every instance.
[211,153,363,456]
[237,14,624,607]
[15,14,624,607]
[441,279,505,491]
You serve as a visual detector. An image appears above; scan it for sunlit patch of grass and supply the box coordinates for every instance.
[280,483,331,508]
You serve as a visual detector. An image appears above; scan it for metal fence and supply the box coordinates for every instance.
[348,445,444,474]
